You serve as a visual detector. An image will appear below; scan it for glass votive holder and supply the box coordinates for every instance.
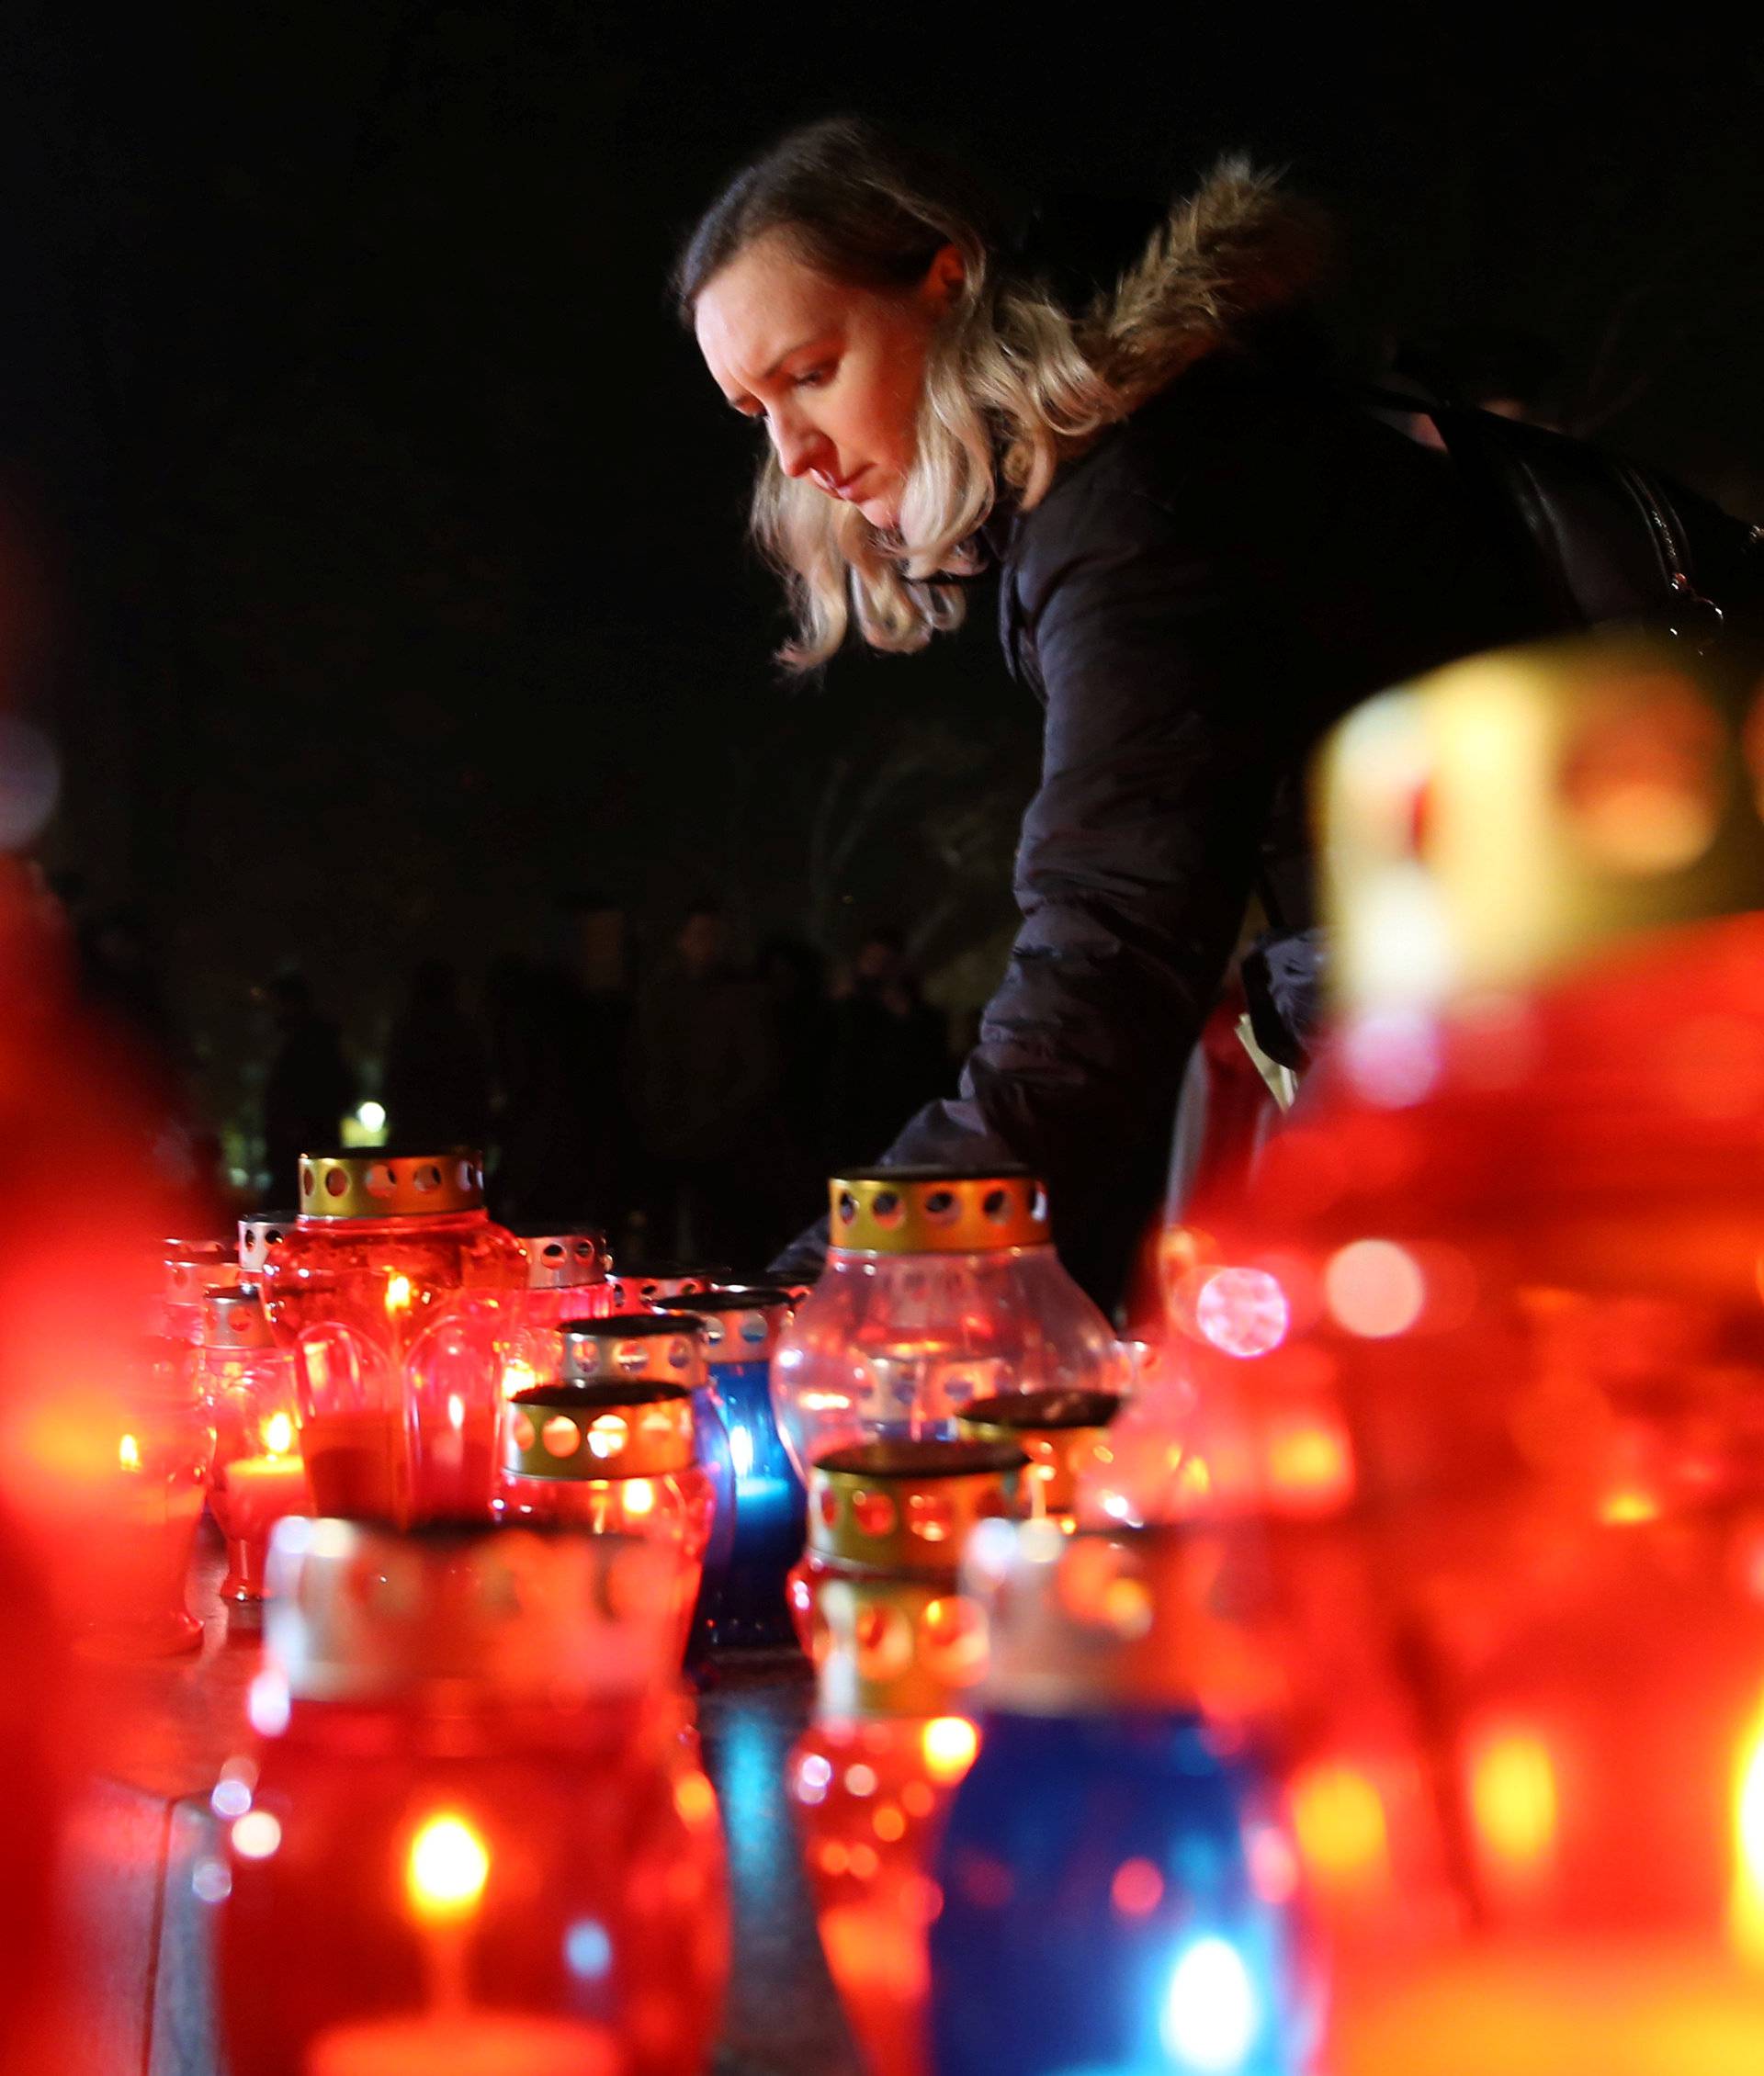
[217,1518,729,2076]
[199,1287,310,1602]
[656,1286,805,1650]
[956,1387,1124,1522]
[503,1375,712,1667]
[929,1520,1315,2076]
[75,1338,214,1657]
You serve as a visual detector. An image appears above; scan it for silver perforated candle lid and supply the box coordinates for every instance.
[514,1227,610,1291]
[238,1212,297,1279]
[557,1311,706,1388]
[653,1284,796,1362]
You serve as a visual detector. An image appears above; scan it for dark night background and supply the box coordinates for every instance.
[0,8,1758,1187]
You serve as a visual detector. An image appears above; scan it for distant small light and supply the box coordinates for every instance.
[191,1858,232,1904]
[356,1100,387,1133]
[247,1669,291,1737]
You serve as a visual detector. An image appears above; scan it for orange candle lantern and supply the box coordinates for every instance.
[198,1286,310,1602]
[259,1152,526,1526]
[218,1518,728,2076]
[772,1168,1125,1484]
[503,1319,714,1666]
[1104,637,1764,2075]
[789,1439,1023,2076]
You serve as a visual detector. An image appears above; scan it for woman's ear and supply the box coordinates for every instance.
[923,242,967,311]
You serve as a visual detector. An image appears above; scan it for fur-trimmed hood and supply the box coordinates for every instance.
[1069,158,1333,418]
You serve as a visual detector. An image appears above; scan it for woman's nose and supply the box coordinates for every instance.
[771,413,829,480]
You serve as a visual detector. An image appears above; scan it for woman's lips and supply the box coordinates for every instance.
[829,468,868,500]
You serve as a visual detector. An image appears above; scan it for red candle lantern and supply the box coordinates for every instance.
[771,1169,1125,1484]
[198,1286,310,1602]
[788,1439,1023,2076]
[496,1228,616,1402]
[1099,637,1764,2074]
[259,1152,526,1526]
[218,1518,729,2076]
[162,1234,239,1352]
[608,1261,729,1311]
[74,1337,214,1657]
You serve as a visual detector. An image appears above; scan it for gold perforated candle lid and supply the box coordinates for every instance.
[808,1438,1030,1572]
[506,1382,695,1480]
[297,1150,486,1220]
[558,1313,706,1387]
[654,1285,796,1363]
[812,1572,992,1718]
[828,1167,1051,1254]
[264,1517,677,1702]
[1319,633,1764,1014]
[957,1390,1124,1515]
[608,1262,729,1307]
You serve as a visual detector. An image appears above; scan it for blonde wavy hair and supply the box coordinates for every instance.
[676,116,1137,671]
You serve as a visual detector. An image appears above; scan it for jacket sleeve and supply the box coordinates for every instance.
[877,476,1299,1301]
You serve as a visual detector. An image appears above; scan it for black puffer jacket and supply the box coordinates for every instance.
[776,168,1554,1308]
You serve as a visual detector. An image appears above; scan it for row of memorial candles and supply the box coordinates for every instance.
[20,632,1764,2073]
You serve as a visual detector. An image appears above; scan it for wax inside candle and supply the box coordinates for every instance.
[1335,1942,1764,2076]
[304,2008,618,2076]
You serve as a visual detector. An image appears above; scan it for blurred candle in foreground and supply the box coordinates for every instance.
[218,1518,727,2076]
[929,1521,1313,2076]
[790,1439,1024,2076]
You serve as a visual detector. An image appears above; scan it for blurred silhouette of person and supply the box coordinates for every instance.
[625,900,778,1265]
[382,958,491,1152]
[262,972,355,1200]
[826,926,952,1168]
[750,931,834,1258]
[1396,325,1566,430]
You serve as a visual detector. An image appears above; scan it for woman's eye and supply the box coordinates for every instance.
[793,366,831,389]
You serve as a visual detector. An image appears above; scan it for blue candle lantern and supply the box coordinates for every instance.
[656,1285,804,1649]
[929,1521,1317,2076]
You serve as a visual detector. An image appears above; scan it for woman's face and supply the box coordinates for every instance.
[695,230,963,533]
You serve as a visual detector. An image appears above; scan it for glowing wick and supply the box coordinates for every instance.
[262,1412,296,1456]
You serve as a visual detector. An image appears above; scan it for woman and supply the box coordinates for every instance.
[679,117,1544,1308]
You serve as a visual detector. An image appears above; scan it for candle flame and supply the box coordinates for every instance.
[118,1432,141,1472]
[622,1477,655,1518]
[385,1273,413,1316]
[921,1716,979,1785]
[1291,1759,1388,1887]
[1469,1728,1557,1871]
[262,1412,296,1457]
[1731,1697,1764,1965]
[407,1812,489,1925]
[501,1356,537,1401]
